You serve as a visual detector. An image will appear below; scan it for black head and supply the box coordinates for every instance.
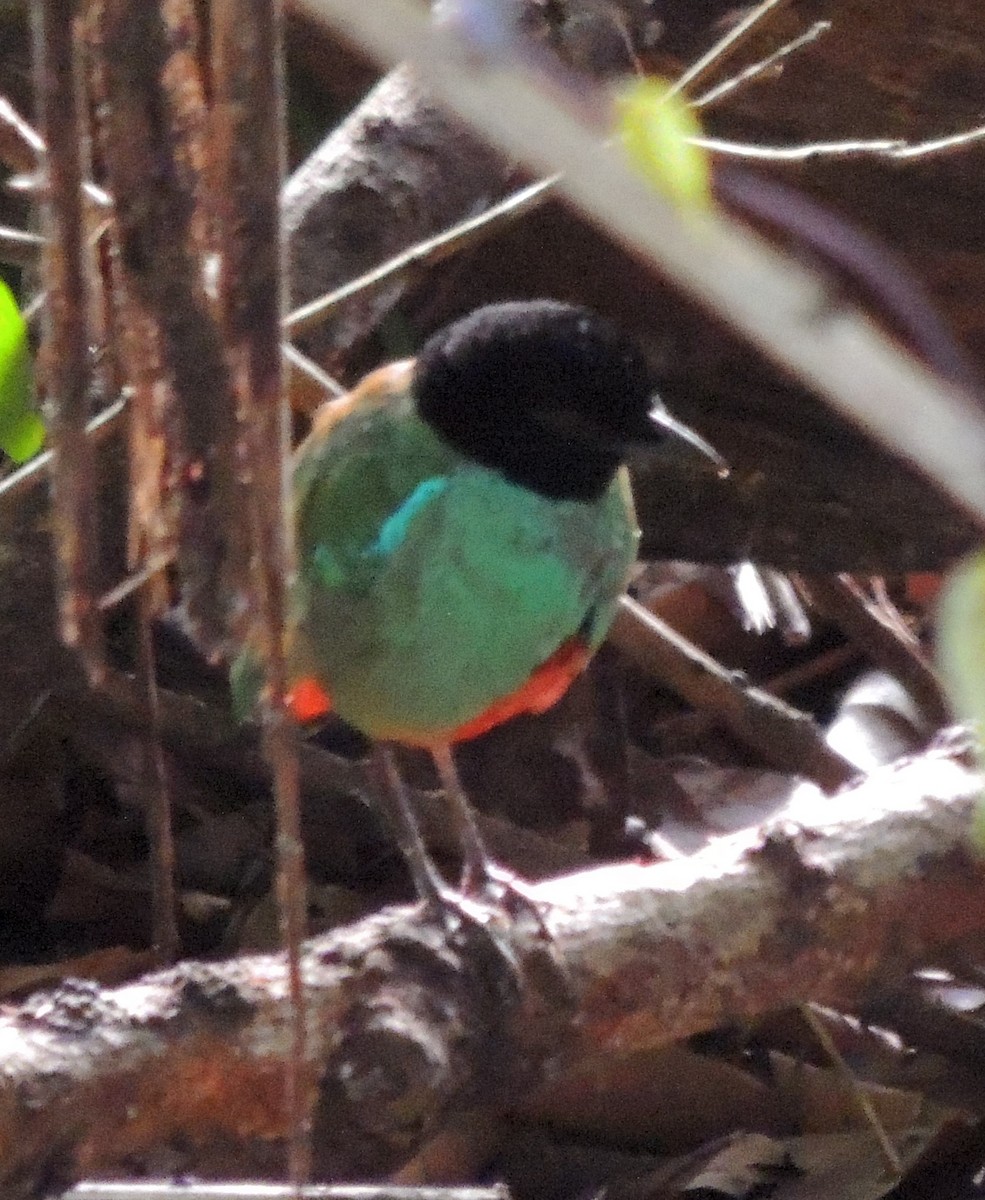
[412,300,664,501]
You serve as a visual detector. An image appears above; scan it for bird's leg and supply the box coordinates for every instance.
[430,741,495,896]
[367,743,451,915]
[430,742,549,931]
[370,741,551,936]
[431,744,572,1002]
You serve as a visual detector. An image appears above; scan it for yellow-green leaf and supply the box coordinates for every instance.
[936,547,985,851]
[616,77,712,213]
[0,279,44,463]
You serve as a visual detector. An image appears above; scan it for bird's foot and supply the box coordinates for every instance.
[460,858,555,943]
[457,858,576,1013]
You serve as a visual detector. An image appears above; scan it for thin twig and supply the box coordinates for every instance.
[0,94,44,172]
[0,225,43,268]
[801,574,951,728]
[64,1187,510,1200]
[212,0,310,1187]
[97,552,175,613]
[697,126,985,162]
[284,342,345,398]
[137,583,180,962]
[611,595,856,791]
[799,1003,903,1177]
[667,0,793,99]
[694,21,832,109]
[285,174,558,338]
[1,93,112,207]
[31,0,104,681]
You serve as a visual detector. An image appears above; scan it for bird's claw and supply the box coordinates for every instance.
[461,860,556,943]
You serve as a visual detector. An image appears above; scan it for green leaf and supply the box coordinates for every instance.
[616,77,712,213]
[936,548,985,851]
[0,278,44,463]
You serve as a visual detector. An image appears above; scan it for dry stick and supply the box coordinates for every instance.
[696,128,985,163]
[666,0,793,99]
[649,642,862,757]
[284,342,345,399]
[285,174,557,338]
[802,574,952,728]
[296,0,985,531]
[64,1187,509,1200]
[0,93,44,172]
[798,1002,903,1177]
[31,0,104,683]
[0,225,43,267]
[98,552,176,612]
[0,92,113,209]
[763,642,860,698]
[211,0,311,1187]
[694,20,832,109]
[137,585,180,962]
[611,595,856,791]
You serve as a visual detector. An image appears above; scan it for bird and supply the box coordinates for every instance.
[233,299,723,914]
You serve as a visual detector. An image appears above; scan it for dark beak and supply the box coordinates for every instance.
[646,401,729,476]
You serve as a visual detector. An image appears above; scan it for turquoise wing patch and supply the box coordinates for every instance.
[367,476,450,560]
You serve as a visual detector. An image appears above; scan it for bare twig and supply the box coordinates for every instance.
[798,1002,903,1177]
[0,225,43,267]
[97,553,176,613]
[0,94,44,173]
[285,174,557,339]
[284,343,345,401]
[611,595,856,791]
[31,0,104,681]
[137,584,180,962]
[697,127,985,162]
[211,0,311,1186]
[1,93,113,208]
[694,21,832,109]
[802,574,951,728]
[668,0,793,99]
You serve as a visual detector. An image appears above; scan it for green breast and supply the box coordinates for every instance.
[289,394,639,742]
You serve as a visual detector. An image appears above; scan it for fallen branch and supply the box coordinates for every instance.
[0,742,979,1194]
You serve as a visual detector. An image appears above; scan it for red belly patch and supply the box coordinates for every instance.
[446,636,591,744]
[286,676,333,724]
[285,636,591,744]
